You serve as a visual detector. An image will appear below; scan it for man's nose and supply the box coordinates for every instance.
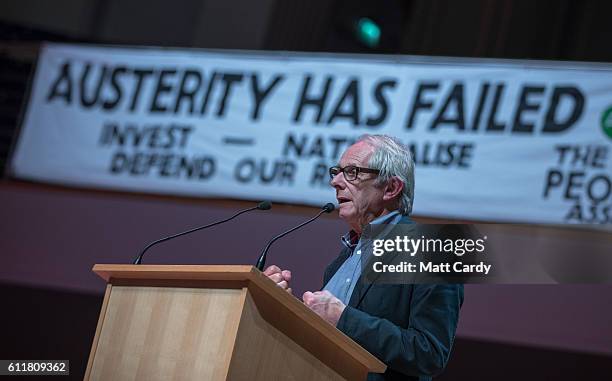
[330,172,345,188]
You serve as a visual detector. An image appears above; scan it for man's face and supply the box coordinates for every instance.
[331,141,386,233]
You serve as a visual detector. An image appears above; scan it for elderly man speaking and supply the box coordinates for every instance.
[264,134,463,381]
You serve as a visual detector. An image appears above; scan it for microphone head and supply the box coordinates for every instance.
[257,200,272,210]
[322,203,335,213]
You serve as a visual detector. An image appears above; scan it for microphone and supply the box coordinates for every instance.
[133,200,272,264]
[255,203,335,271]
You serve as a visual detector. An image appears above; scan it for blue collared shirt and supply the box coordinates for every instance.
[323,210,403,305]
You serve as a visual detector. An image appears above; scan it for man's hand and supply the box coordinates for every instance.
[263,265,292,294]
[302,290,346,326]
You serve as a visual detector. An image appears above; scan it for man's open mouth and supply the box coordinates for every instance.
[337,197,351,204]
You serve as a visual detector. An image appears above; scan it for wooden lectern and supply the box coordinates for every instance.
[85,265,386,380]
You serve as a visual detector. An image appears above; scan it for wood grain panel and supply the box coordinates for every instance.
[227,291,348,381]
[88,286,246,380]
[84,284,112,380]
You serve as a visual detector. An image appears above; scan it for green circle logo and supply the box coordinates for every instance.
[602,106,612,139]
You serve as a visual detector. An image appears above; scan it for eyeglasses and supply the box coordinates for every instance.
[329,165,380,181]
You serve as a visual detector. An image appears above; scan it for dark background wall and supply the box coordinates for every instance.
[1,0,612,379]
[2,0,612,59]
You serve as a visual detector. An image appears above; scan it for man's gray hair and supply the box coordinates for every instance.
[357,134,415,215]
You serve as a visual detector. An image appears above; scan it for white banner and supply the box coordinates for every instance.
[11,43,612,224]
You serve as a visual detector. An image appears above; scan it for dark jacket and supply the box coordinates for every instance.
[323,225,464,380]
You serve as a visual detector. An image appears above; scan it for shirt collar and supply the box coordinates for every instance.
[340,210,402,250]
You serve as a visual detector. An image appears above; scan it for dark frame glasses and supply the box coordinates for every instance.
[329,165,380,181]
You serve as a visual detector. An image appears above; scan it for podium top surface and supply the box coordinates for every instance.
[94,264,256,283]
[92,264,386,374]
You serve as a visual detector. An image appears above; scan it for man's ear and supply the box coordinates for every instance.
[382,177,404,201]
